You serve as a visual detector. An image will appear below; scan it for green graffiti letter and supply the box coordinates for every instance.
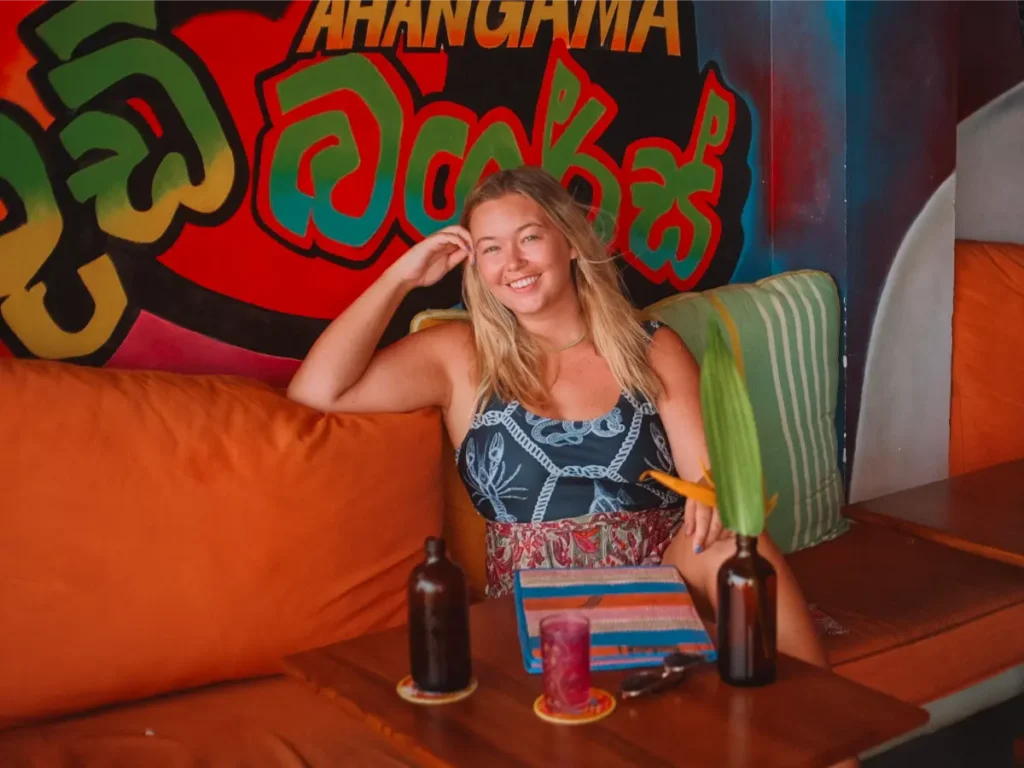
[269,56,401,248]
[454,121,525,204]
[48,36,238,244]
[540,57,621,241]
[628,78,732,281]
[404,114,470,233]
[0,111,126,359]
[35,0,158,61]
[628,147,684,269]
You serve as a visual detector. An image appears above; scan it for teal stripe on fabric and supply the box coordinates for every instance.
[524,627,714,651]
[590,629,713,646]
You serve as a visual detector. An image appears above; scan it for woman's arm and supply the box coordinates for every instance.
[648,326,729,553]
[287,226,474,413]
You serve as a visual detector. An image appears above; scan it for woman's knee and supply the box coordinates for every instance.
[666,530,792,607]
[665,532,737,607]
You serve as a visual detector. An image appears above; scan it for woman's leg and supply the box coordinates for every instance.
[664,531,828,669]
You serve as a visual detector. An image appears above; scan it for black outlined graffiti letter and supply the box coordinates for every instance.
[0,107,126,358]
[29,0,246,247]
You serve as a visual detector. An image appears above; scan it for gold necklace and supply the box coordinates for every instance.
[550,331,587,353]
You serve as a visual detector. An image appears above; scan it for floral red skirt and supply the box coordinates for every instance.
[484,508,685,599]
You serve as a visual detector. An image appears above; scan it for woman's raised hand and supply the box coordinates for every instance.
[389,225,475,289]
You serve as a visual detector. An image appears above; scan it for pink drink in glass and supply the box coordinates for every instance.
[540,614,591,712]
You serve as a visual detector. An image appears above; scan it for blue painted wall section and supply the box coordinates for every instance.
[765,1,849,471]
[845,1,960,489]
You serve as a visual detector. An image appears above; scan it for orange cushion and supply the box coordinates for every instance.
[789,522,1024,703]
[951,240,1024,475]
[0,676,407,766]
[0,361,443,728]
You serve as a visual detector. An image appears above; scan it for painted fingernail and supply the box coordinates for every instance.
[695,545,703,554]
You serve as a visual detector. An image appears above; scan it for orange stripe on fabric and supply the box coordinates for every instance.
[521,593,692,612]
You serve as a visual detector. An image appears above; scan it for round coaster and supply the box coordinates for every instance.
[396,675,478,705]
[533,688,616,725]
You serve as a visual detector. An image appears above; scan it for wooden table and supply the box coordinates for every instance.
[283,597,927,767]
[845,459,1024,568]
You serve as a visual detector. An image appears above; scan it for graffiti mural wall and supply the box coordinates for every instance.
[0,0,769,386]
[7,0,999,498]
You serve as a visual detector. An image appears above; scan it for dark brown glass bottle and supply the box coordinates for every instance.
[408,537,472,693]
[717,535,777,686]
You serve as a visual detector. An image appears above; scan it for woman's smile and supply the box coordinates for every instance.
[506,274,541,292]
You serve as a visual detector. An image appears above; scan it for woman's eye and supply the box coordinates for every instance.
[523,234,539,243]
[483,245,499,254]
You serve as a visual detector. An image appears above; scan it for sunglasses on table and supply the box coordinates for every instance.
[618,652,710,700]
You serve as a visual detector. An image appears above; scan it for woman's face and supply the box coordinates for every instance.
[468,193,576,317]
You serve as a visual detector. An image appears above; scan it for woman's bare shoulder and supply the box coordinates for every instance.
[411,318,477,373]
[415,317,474,348]
[647,323,700,389]
[648,323,694,358]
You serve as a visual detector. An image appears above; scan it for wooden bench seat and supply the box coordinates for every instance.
[789,522,1024,705]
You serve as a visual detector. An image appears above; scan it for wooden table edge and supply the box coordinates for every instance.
[280,654,452,768]
[281,644,930,768]
[842,506,1024,568]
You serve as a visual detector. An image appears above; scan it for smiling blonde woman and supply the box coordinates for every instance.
[288,166,828,671]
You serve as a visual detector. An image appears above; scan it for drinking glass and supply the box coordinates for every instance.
[540,614,591,712]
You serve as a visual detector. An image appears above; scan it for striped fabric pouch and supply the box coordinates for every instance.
[513,566,716,674]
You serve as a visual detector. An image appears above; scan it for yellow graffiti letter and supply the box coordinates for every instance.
[629,0,681,56]
[342,0,386,48]
[521,0,569,48]
[571,0,630,51]
[424,0,471,47]
[381,0,423,47]
[0,112,126,359]
[2,258,127,360]
[296,0,346,53]
[473,0,525,49]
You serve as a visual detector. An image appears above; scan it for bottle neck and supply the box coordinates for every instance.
[736,535,758,556]
[425,537,446,563]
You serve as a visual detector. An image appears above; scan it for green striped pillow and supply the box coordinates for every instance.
[646,270,848,553]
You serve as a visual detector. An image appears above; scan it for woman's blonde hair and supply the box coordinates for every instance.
[460,166,662,410]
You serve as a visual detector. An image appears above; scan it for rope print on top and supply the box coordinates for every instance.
[456,321,683,524]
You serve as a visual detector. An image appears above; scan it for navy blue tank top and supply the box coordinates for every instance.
[455,321,683,524]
